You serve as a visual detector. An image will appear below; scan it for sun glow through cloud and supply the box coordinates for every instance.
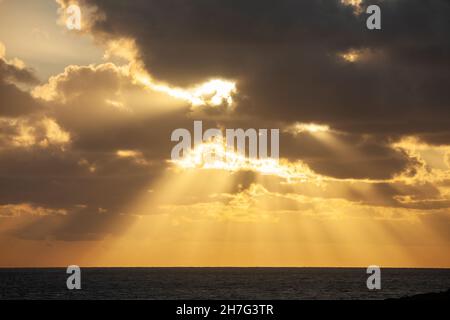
[287,123,331,134]
[340,0,363,14]
[135,74,237,108]
[170,137,317,183]
[80,37,239,109]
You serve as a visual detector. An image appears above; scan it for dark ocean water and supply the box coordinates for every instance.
[0,268,449,300]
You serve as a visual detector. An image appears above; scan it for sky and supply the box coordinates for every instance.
[0,0,449,267]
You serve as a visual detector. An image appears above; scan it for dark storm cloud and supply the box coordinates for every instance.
[78,0,450,138]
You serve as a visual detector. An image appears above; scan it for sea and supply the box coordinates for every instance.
[0,268,449,300]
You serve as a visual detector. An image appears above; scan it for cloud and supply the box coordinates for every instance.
[0,116,70,149]
[116,149,149,166]
[68,0,450,140]
[3,204,134,241]
[0,1,449,247]
[0,82,43,117]
[0,41,42,117]
[0,203,67,218]
[32,63,128,102]
[0,41,40,86]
